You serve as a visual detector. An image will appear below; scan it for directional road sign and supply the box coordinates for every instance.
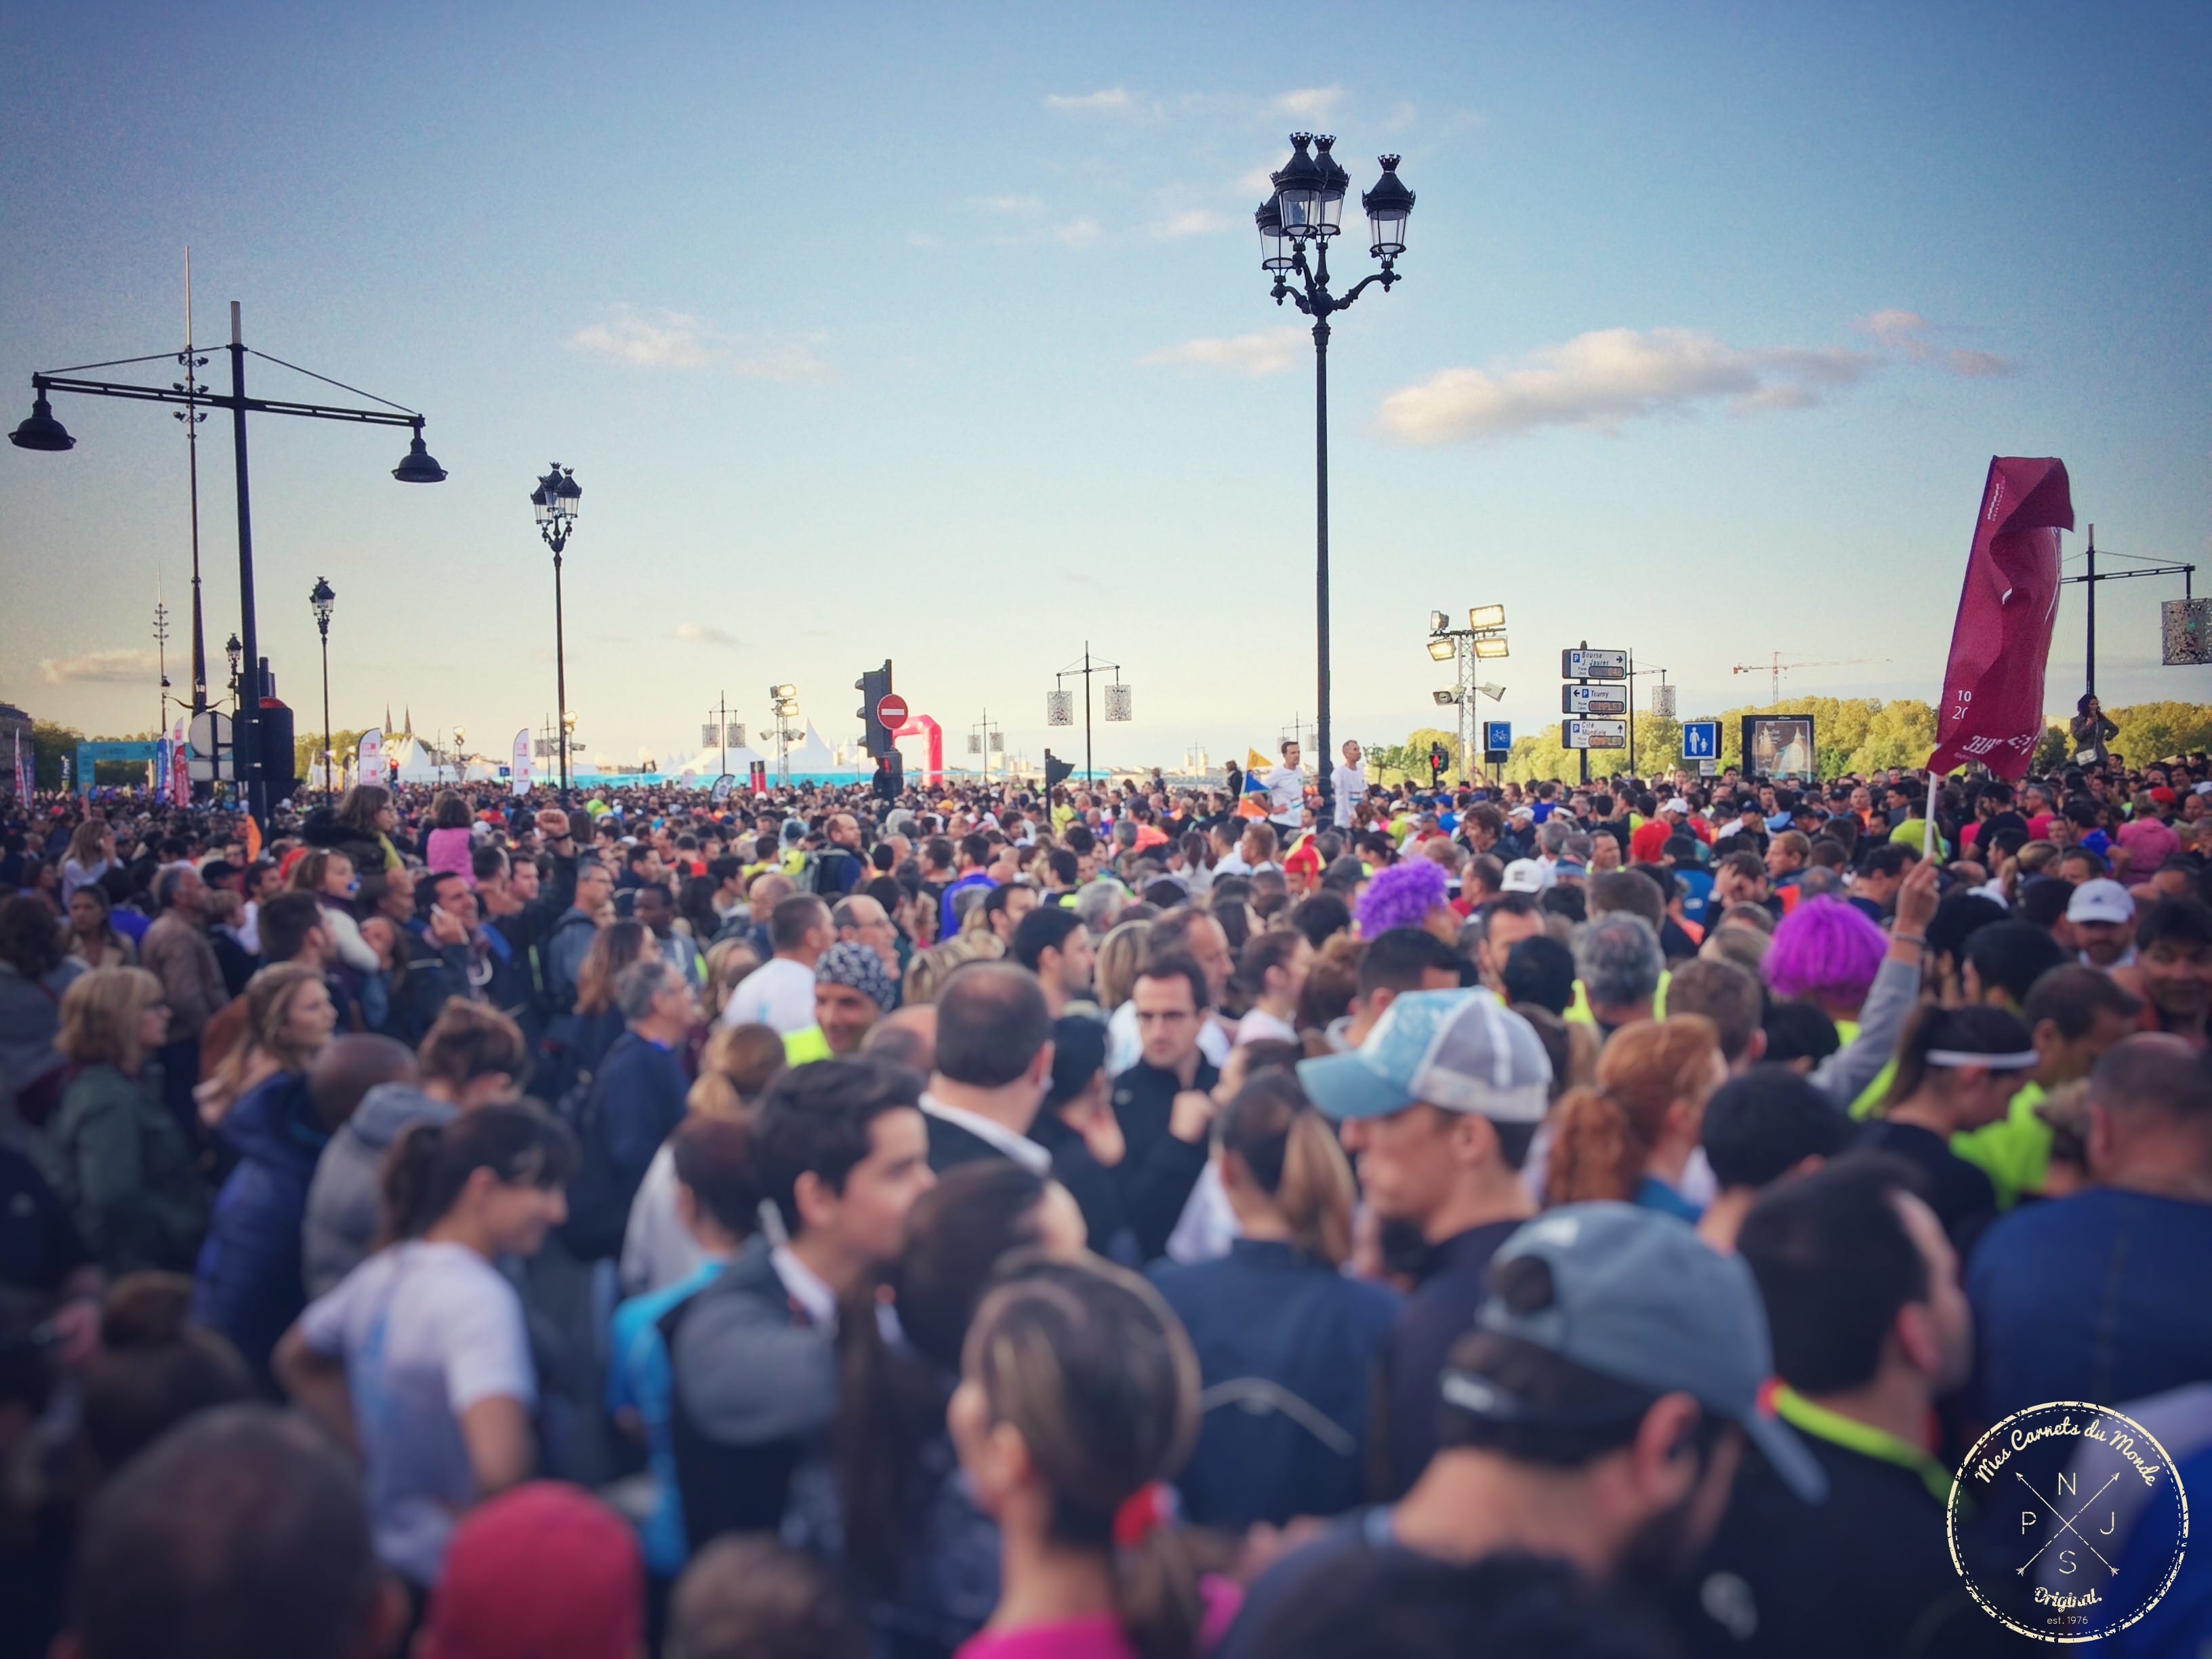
[1562,683,1628,716]
[1561,648,1629,682]
[1565,719,1629,750]
[1681,720,1719,761]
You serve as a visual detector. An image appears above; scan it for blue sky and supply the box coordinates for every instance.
[3,0,2207,775]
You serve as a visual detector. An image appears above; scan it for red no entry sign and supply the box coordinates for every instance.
[876,694,909,728]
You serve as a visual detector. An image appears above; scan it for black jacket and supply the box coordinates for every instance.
[1109,1055,1218,1261]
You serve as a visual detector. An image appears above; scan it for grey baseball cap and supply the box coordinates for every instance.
[1451,1202,1828,1503]
[1296,989,1552,1125]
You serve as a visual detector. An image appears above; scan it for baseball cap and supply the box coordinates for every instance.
[418,1482,643,1659]
[1458,1203,1828,1503]
[1296,988,1552,1124]
[1553,858,1588,880]
[1500,857,1547,894]
[2066,877,2134,927]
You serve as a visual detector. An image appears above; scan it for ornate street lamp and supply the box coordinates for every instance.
[531,464,582,803]
[1252,139,1414,821]
[309,577,335,793]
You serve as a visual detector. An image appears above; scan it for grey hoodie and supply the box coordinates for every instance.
[301,1080,455,1298]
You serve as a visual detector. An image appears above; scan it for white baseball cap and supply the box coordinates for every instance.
[1501,858,1548,895]
[2066,878,2134,927]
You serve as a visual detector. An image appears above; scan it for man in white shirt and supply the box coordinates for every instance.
[1265,740,1308,835]
[720,893,833,1033]
[1332,739,1366,830]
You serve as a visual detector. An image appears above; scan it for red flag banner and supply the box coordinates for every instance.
[1927,457,2074,780]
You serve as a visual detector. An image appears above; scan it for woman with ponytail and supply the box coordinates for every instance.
[1543,1014,1725,1221]
[275,1101,577,1594]
[1856,1002,2036,1249]
[1148,1071,1399,1529]
[832,1161,1088,1658]
[950,1256,1238,1659]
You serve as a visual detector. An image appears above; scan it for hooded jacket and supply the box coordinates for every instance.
[191,1071,331,1387]
[301,1080,455,1299]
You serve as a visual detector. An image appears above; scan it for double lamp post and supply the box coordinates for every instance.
[1254,135,1414,822]
[9,302,445,822]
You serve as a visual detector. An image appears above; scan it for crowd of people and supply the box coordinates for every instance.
[1,737,2209,1659]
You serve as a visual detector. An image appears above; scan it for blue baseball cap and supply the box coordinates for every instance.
[1454,1204,1828,1503]
[1296,988,1551,1125]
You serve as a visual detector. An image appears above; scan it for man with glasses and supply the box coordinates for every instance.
[1109,954,1221,1260]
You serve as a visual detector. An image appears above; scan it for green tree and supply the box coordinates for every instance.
[30,720,85,790]
[2107,702,2212,766]
[295,726,370,788]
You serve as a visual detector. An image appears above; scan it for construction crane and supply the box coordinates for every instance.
[1730,653,1891,705]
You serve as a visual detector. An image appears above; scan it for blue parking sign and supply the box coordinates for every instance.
[1681,721,1719,760]
[1483,721,1513,754]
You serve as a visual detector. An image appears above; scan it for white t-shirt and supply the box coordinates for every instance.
[1235,1008,1298,1047]
[1332,763,1366,827]
[1264,765,1307,827]
[720,955,818,1033]
[299,1241,535,1586]
[621,1143,701,1297]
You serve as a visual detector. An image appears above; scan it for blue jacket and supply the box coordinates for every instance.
[1149,1239,1400,1529]
[560,1029,689,1261]
[192,1072,330,1389]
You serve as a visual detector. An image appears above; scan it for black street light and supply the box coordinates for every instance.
[531,464,582,804]
[224,631,243,696]
[1254,136,1414,823]
[310,577,335,794]
[9,302,445,823]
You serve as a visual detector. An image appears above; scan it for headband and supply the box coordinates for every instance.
[1925,1048,2039,1071]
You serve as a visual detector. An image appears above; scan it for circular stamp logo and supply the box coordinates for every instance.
[1948,1401,2190,1643]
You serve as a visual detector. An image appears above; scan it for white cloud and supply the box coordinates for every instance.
[39,648,161,684]
[966,194,1042,214]
[1272,86,1343,119]
[1856,309,2018,377]
[1150,208,1231,239]
[674,623,738,647]
[1237,164,1279,197]
[571,306,829,379]
[1044,87,1136,114]
[1052,218,1103,249]
[1376,327,1879,444]
[1140,326,1307,377]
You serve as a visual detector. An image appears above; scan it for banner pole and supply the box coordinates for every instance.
[1924,769,1942,864]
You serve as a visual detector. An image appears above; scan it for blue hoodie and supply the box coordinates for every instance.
[192,1072,331,1389]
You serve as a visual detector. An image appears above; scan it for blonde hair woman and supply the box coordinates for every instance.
[620,1021,788,1296]
[1093,918,1155,1015]
[194,962,340,1130]
[47,967,207,1273]
[901,928,1004,1006]
[701,937,761,1025]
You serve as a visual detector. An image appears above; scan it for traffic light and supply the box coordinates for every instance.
[854,659,893,758]
[260,698,301,805]
[1044,750,1073,790]
[1428,742,1448,787]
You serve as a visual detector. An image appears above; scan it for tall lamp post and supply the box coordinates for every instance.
[1425,607,1509,782]
[1254,136,1414,823]
[531,464,582,804]
[9,302,445,823]
[309,577,335,793]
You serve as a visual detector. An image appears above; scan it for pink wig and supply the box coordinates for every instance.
[1762,897,1886,1012]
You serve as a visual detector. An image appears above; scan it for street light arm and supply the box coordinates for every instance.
[1331,268,1401,310]
[32,372,423,430]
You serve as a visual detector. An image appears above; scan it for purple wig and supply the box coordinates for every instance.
[1357,859,1451,937]
[1762,896,1887,1011]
